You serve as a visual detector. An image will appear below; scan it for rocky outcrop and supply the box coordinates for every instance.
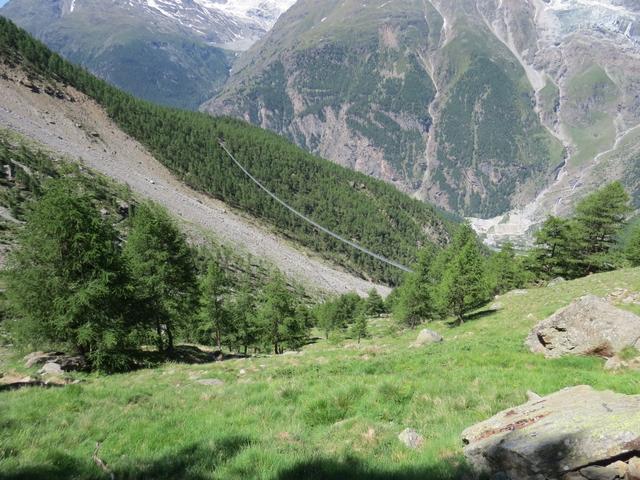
[462,385,640,480]
[24,351,88,372]
[525,295,640,358]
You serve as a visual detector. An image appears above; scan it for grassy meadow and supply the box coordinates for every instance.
[1,269,640,480]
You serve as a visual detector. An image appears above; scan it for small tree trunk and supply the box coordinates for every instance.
[156,321,164,353]
[166,327,174,353]
[215,325,222,351]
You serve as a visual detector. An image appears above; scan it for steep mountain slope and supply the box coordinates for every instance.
[204,0,640,227]
[0,74,387,297]
[0,18,455,285]
[0,0,295,109]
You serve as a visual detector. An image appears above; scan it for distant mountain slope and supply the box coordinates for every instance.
[0,0,295,109]
[0,17,455,285]
[204,0,640,229]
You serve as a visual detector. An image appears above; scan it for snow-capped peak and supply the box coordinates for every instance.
[140,0,296,50]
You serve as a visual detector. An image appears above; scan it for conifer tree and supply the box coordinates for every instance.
[352,310,368,344]
[6,179,132,370]
[626,224,640,267]
[199,258,230,351]
[439,231,489,324]
[529,216,579,279]
[124,202,197,353]
[394,246,437,327]
[257,274,296,354]
[365,288,386,316]
[488,242,526,294]
[229,282,260,355]
[574,181,631,273]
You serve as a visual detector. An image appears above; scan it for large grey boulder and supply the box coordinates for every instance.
[412,329,443,347]
[462,386,640,480]
[525,295,640,358]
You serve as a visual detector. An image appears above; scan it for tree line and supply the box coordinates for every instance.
[4,178,313,371]
[390,181,640,326]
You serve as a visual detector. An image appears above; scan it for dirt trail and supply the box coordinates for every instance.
[0,70,390,297]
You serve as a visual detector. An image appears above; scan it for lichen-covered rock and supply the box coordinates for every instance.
[462,386,640,480]
[525,295,640,358]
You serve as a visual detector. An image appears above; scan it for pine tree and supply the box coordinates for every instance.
[574,182,631,273]
[124,202,197,353]
[199,258,230,351]
[229,282,260,355]
[351,310,368,343]
[256,274,296,354]
[394,245,437,327]
[626,224,640,267]
[6,179,132,370]
[529,216,579,279]
[365,288,386,316]
[488,242,526,294]
[439,234,489,324]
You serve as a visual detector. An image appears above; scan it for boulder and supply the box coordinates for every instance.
[24,352,88,371]
[547,277,566,287]
[398,428,423,449]
[412,329,443,347]
[39,362,63,376]
[462,386,640,480]
[24,351,62,368]
[525,295,640,358]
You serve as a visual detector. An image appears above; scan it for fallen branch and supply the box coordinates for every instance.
[92,442,115,480]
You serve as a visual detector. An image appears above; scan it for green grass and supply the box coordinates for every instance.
[2,269,640,479]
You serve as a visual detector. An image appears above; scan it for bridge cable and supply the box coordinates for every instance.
[218,140,413,273]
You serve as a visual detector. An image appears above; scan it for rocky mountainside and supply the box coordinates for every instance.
[0,0,295,109]
[204,0,640,236]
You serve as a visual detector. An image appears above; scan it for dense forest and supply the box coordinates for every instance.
[0,17,455,285]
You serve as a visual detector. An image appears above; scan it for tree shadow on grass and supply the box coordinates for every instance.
[443,306,499,328]
[275,457,474,480]
[0,437,252,480]
[127,345,249,371]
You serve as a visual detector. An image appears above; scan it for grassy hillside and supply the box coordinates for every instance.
[0,17,455,285]
[1,268,639,479]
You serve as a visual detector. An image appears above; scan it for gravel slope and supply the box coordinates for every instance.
[0,68,390,297]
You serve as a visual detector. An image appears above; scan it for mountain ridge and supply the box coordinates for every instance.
[0,0,296,109]
[204,0,640,243]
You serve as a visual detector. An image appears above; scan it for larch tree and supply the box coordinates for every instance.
[124,202,197,353]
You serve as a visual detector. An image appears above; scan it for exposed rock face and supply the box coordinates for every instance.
[525,295,640,358]
[24,351,88,371]
[462,386,640,480]
[412,329,444,347]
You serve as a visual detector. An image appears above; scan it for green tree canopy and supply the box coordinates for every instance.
[438,226,490,323]
[6,179,132,370]
[124,202,198,353]
[198,258,231,350]
[574,181,631,273]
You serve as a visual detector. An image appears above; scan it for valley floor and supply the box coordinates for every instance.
[1,269,639,479]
